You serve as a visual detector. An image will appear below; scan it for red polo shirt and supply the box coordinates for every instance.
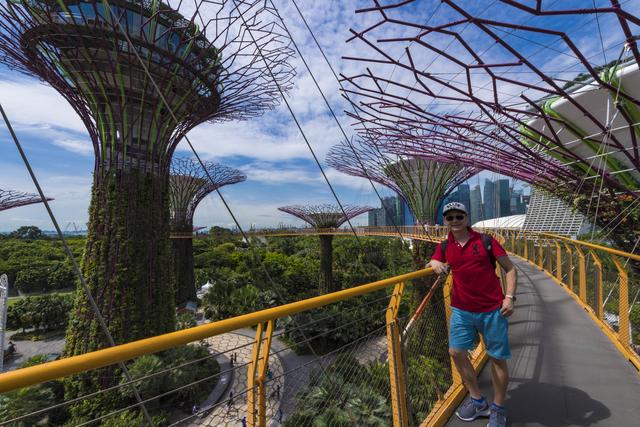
[431,229,507,312]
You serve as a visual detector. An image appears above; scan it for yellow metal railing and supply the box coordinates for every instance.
[1,226,637,427]
[492,229,640,371]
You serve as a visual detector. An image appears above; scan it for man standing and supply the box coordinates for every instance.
[428,202,517,427]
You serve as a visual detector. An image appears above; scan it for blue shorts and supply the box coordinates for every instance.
[449,307,511,360]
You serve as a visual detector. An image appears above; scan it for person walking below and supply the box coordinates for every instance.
[428,202,517,427]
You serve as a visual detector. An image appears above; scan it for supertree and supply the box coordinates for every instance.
[341,0,640,251]
[327,139,476,372]
[327,138,478,226]
[0,0,293,416]
[0,189,52,211]
[278,204,373,293]
[169,157,246,304]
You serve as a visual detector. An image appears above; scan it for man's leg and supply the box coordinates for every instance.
[490,357,509,406]
[449,348,482,398]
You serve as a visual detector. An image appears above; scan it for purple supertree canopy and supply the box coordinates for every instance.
[341,0,640,201]
[0,189,52,212]
[169,158,246,231]
[278,204,374,229]
[327,137,478,224]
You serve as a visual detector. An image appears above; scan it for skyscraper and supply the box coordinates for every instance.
[496,179,511,216]
[470,185,483,224]
[510,189,526,215]
[458,184,471,213]
[483,180,496,220]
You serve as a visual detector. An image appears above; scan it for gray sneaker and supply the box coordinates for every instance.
[456,398,490,421]
[487,406,507,427]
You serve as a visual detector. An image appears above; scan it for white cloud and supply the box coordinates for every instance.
[52,139,94,156]
[0,79,86,134]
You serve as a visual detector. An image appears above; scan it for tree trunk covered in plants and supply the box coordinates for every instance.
[64,167,175,420]
[172,235,196,305]
[319,234,335,294]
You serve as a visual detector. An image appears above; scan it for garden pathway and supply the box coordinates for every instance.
[188,332,285,427]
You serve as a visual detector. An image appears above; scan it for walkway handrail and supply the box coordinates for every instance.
[537,232,640,261]
[0,267,435,394]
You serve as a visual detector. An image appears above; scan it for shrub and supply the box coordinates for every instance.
[121,344,220,410]
[6,293,74,332]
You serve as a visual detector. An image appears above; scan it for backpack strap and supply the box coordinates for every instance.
[481,234,497,269]
[439,240,448,263]
[439,234,496,268]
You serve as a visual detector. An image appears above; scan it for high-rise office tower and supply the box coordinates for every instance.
[458,184,471,213]
[496,179,511,216]
[510,189,526,215]
[470,185,483,224]
[483,180,496,220]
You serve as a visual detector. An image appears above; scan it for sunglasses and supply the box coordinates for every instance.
[445,214,466,221]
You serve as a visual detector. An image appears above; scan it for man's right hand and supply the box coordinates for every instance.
[428,260,449,275]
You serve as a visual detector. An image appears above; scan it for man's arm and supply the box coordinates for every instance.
[497,255,517,317]
[428,243,449,275]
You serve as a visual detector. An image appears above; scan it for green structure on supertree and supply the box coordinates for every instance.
[169,157,246,305]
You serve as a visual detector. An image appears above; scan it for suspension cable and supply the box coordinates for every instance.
[269,0,406,239]
[101,0,339,397]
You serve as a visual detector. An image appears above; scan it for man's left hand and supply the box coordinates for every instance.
[500,298,514,317]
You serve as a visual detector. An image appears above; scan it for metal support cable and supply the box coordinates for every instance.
[269,0,406,240]
[0,102,155,427]
[228,0,361,242]
[101,0,335,389]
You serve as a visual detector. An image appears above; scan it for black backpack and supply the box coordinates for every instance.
[439,234,496,269]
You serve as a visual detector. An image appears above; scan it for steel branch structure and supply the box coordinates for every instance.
[342,0,640,203]
[278,204,373,229]
[278,204,373,293]
[327,138,478,225]
[0,189,52,212]
[169,157,246,233]
[169,157,245,304]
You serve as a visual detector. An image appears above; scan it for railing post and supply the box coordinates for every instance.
[247,320,274,427]
[589,250,603,320]
[563,243,574,291]
[247,322,264,427]
[523,233,528,260]
[258,320,274,427]
[510,231,515,253]
[443,275,461,388]
[546,239,553,274]
[575,246,587,303]
[610,256,630,350]
[387,282,408,427]
[537,238,544,269]
[555,241,562,282]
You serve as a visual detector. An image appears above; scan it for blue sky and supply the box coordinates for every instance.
[0,0,632,231]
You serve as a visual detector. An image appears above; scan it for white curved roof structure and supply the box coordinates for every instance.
[473,214,526,230]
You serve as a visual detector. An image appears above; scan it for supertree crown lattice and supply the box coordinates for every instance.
[169,157,246,232]
[278,204,374,229]
[0,0,295,171]
[341,0,640,200]
[0,189,52,212]
[327,137,479,225]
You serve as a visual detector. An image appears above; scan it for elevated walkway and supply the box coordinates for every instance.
[1,227,639,427]
[446,257,640,426]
